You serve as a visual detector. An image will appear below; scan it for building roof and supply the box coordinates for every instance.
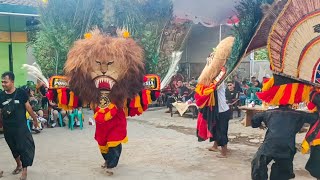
[0,0,38,16]
[0,0,38,7]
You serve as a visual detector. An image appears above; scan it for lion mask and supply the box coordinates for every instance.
[64,29,145,108]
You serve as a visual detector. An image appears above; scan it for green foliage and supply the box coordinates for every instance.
[254,48,269,61]
[30,0,103,77]
[225,0,274,76]
[104,0,173,74]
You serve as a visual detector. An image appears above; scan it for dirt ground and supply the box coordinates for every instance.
[0,108,314,180]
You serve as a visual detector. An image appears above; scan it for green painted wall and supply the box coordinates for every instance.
[0,43,9,71]
[13,43,27,86]
[0,43,27,86]
[0,15,28,87]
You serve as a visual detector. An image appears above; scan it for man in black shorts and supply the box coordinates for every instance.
[0,72,38,180]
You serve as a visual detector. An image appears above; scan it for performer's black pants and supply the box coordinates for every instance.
[212,110,231,146]
[306,146,320,178]
[101,144,122,169]
[251,148,295,180]
[4,127,35,168]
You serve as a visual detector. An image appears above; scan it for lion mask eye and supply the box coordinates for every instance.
[96,61,101,65]
[107,61,114,66]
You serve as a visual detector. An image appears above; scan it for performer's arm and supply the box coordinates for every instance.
[251,112,265,128]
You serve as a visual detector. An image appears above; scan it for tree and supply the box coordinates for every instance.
[104,0,173,74]
[30,0,103,76]
[254,48,269,61]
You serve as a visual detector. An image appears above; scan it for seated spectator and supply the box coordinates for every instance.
[226,81,239,103]
[177,80,190,102]
[28,88,43,118]
[240,80,249,105]
[48,99,67,128]
[226,81,241,117]
[189,77,197,88]
[253,80,262,89]
[160,84,172,106]
[249,76,263,88]
[22,86,44,132]
[36,79,48,109]
[186,82,196,103]
[249,76,256,87]
[165,81,178,113]
[247,80,262,105]
[241,80,250,94]
[233,75,243,93]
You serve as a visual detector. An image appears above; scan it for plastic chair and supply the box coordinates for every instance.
[68,111,76,130]
[77,110,83,130]
[27,120,31,132]
[246,87,262,105]
[58,112,64,127]
[67,109,84,130]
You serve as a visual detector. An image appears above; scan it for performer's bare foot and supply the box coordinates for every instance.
[19,168,27,180]
[106,169,114,176]
[216,154,227,158]
[227,149,232,154]
[101,162,114,175]
[12,166,23,175]
[13,156,23,175]
[207,147,219,152]
[101,161,107,169]
[217,146,228,158]
[208,141,220,152]
[225,145,231,154]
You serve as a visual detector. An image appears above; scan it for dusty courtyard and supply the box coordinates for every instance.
[0,108,315,180]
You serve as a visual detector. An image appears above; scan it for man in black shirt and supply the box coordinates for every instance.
[177,81,189,102]
[0,72,38,180]
[251,105,318,180]
[225,81,239,104]
[226,81,240,117]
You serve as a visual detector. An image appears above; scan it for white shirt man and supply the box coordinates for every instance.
[217,82,230,113]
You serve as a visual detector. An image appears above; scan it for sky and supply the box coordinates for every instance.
[173,0,238,25]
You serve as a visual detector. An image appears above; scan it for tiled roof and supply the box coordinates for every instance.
[0,0,38,7]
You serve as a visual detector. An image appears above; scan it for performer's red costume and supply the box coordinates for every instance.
[64,29,160,174]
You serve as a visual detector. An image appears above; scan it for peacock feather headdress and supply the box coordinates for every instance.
[197,0,275,88]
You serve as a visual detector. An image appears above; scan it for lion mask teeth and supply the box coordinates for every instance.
[94,77,115,90]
